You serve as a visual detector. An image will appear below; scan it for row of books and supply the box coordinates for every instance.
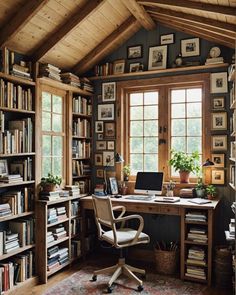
[39,63,61,82]
[94,62,114,77]
[73,118,91,138]
[72,96,91,115]
[47,224,67,245]
[81,77,93,93]
[73,179,91,194]
[61,72,81,88]
[65,185,80,197]
[185,211,207,222]
[72,160,91,177]
[187,227,208,243]
[0,250,34,293]
[47,206,67,225]
[0,80,33,111]
[47,246,69,271]
[72,140,91,159]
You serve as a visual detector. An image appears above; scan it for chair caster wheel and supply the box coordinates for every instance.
[91,275,97,281]
[137,285,143,292]
[107,286,113,293]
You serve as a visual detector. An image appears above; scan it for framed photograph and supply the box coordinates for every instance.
[102,82,116,102]
[98,104,114,121]
[109,177,119,195]
[148,45,167,70]
[103,151,114,166]
[95,121,104,133]
[211,153,225,168]
[113,59,125,74]
[212,135,227,151]
[107,141,115,150]
[212,97,225,110]
[96,141,106,150]
[160,33,175,45]
[104,122,115,138]
[211,72,228,93]
[95,153,103,166]
[127,45,143,59]
[129,63,142,73]
[211,169,225,185]
[0,159,8,176]
[211,112,227,130]
[96,169,104,178]
[181,38,200,57]
[97,134,103,140]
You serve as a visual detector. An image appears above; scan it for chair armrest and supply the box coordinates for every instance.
[112,205,126,219]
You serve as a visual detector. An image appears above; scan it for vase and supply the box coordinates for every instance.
[42,183,57,193]
[179,171,190,183]
[166,190,174,197]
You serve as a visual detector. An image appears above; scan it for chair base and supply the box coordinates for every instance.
[93,258,145,288]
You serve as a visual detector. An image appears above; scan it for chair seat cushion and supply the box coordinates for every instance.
[102,228,149,245]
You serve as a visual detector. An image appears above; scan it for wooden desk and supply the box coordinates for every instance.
[81,196,219,286]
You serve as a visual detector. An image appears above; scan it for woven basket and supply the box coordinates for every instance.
[154,248,179,275]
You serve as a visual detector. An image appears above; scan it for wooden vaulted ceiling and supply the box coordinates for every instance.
[0,0,235,75]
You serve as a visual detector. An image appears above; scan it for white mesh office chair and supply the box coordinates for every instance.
[91,195,150,293]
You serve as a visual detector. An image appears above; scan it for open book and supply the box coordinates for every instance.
[155,196,180,203]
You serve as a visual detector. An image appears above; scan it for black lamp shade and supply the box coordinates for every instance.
[115,153,124,163]
[202,158,214,167]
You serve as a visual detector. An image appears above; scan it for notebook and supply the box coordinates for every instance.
[154,196,180,203]
[188,198,212,205]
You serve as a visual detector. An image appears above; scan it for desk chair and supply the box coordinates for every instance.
[91,195,150,293]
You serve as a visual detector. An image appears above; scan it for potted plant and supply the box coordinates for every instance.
[195,178,206,198]
[123,165,131,181]
[206,184,216,200]
[169,150,200,183]
[40,173,62,192]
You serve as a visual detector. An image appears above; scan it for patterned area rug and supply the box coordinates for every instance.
[43,267,207,295]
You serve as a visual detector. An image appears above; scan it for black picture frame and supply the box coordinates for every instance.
[160,33,175,45]
[127,45,143,59]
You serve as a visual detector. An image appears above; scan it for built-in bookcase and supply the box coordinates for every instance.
[229,64,235,190]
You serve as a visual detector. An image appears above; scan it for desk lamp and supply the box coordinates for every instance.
[104,153,124,194]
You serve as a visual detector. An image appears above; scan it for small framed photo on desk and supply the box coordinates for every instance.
[109,177,118,195]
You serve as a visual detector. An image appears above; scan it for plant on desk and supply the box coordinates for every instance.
[195,177,206,198]
[206,184,216,200]
[40,173,62,192]
[123,164,131,181]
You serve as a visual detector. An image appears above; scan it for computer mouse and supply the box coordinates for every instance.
[114,195,122,198]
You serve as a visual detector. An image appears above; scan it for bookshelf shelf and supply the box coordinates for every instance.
[0,107,35,114]
[0,152,36,158]
[0,180,35,188]
[184,220,207,225]
[47,260,71,277]
[47,236,69,248]
[47,218,69,228]
[72,136,92,140]
[0,72,35,86]
[0,211,34,222]
[0,244,35,260]
[184,240,208,246]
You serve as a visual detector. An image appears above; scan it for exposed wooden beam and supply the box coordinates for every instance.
[0,0,49,48]
[72,16,141,75]
[139,0,236,16]
[120,0,155,30]
[147,7,236,35]
[152,16,234,48]
[31,0,105,62]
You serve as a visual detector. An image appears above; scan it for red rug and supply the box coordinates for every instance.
[43,267,207,295]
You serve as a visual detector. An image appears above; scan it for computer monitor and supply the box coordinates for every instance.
[134,172,163,196]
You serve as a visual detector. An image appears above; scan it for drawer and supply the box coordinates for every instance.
[159,206,180,215]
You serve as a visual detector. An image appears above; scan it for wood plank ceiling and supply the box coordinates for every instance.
[0,0,235,75]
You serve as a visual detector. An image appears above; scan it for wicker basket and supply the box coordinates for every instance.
[154,248,179,275]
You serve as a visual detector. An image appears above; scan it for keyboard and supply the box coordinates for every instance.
[125,195,156,201]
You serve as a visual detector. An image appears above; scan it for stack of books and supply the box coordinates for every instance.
[185,211,207,222]
[56,206,67,221]
[47,246,69,271]
[80,77,93,92]
[180,188,194,198]
[60,72,81,88]
[4,231,20,254]
[0,203,12,217]
[94,184,105,196]
[186,246,206,280]
[47,208,57,224]
[39,190,61,201]
[39,63,61,81]
[9,218,35,247]
[205,57,224,65]
[64,185,80,197]
[51,224,67,240]
[10,61,32,80]
[187,227,208,243]
[0,174,23,183]
[46,231,55,245]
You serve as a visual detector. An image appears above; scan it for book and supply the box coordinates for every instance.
[188,198,212,205]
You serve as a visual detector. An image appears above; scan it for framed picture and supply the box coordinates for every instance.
[98,104,114,121]
[212,135,227,151]
[95,153,103,166]
[97,134,103,140]
[211,112,227,130]
[109,177,119,195]
[103,151,114,166]
[148,45,167,70]
[96,141,106,150]
[102,82,116,102]
[181,38,200,57]
[113,59,125,74]
[0,159,8,176]
[104,122,115,138]
[211,153,225,168]
[107,141,115,150]
[127,45,142,59]
[211,169,225,185]
[96,169,104,178]
[211,72,228,93]
[212,97,225,110]
[160,33,175,45]
[95,121,104,133]
[129,63,142,73]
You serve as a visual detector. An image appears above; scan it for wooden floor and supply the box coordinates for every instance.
[9,254,234,295]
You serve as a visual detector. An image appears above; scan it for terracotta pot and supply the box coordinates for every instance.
[42,183,57,193]
[179,171,190,183]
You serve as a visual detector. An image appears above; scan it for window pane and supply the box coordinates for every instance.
[171,90,185,103]
[42,92,51,111]
[52,114,62,132]
[187,88,202,102]
[144,121,158,136]
[187,137,202,153]
[187,103,201,117]
[130,106,143,120]
[144,137,158,153]
[187,118,201,136]
[130,138,143,153]
[53,157,62,176]
[144,105,158,119]
[144,154,158,171]
[42,157,51,177]
[130,121,143,136]
[53,95,62,114]
[144,92,158,105]
[53,136,62,156]
[130,154,143,173]
[42,135,51,156]
[42,112,51,131]
[130,93,143,106]
[171,104,185,118]
[172,137,186,151]
[172,119,185,136]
